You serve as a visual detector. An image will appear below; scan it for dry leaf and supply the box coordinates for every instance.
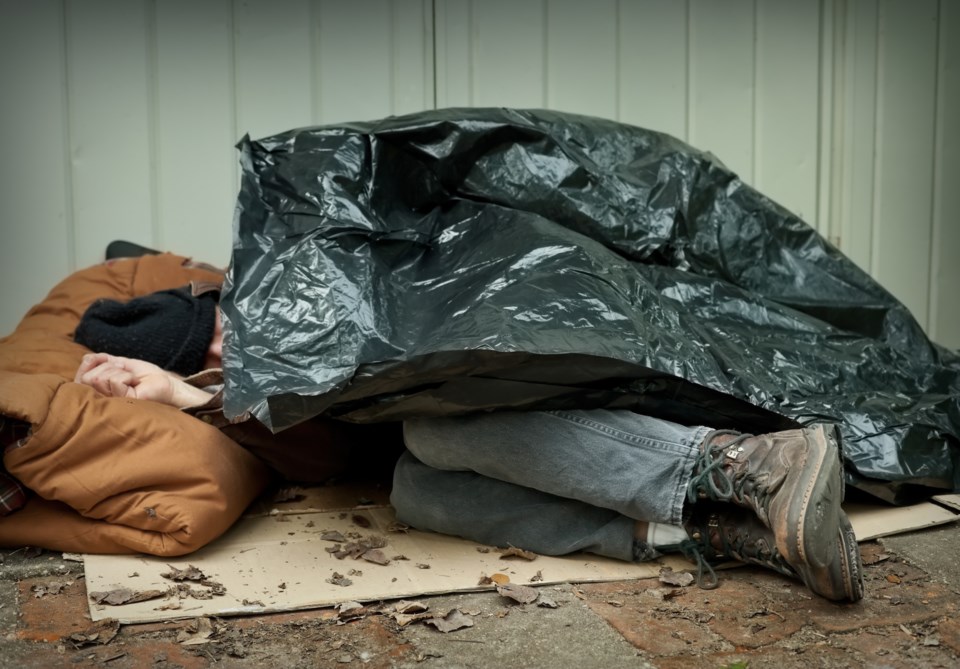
[478,572,511,586]
[352,514,371,528]
[496,583,539,605]
[32,582,69,598]
[361,549,390,566]
[424,609,475,633]
[177,617,214,646]
[336,601,367,620]
[64,619,119,648]
[395,600,429,614]
[327,572,353,587]
[499,546,538,561]
[161,565,207,582]
[89,588,166,606]
[322,531,347,542]
[886,574,902,584]
[658,567,695,587]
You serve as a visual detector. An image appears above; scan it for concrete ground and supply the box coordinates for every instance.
[1,522,958,668]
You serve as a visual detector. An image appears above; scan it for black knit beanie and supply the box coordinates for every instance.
[74,287,218,376]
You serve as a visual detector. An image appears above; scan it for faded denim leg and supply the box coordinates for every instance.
[391,451,640,561]
[401,409,710,527]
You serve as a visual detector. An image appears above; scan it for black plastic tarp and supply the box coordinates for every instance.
[221,108,960,504]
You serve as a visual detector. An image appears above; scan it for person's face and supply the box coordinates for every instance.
[204,308,224,369]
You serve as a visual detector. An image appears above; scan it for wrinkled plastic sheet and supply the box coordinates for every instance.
[221,108,960,504]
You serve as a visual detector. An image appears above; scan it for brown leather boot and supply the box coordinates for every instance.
[680,502,865,602]
[686,424,845,580]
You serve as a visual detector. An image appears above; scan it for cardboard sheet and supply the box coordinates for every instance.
[83,492,960,625]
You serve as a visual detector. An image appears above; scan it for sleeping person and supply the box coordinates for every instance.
[72,282,864,602]
[73,282,401,487]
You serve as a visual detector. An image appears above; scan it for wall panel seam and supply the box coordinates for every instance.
[59,0,77,271]
[868,0,882,276]
[927,0,944,337]
[147,0,161,250]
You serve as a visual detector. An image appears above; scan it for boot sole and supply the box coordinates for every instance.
[794,509,865,602]
[783,424,844,571]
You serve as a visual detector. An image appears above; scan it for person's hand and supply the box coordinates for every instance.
[74,353,211,408]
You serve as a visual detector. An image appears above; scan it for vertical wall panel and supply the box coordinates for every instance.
[391,0,434,114]
[546,0,618,118]
[688,0,755,182]
[754,0,821,224]
[154,0,237,266]
[470,0,546,108]
[617,0,687,140]
[0,0,72,335]
[66,0,154,268]
[234,0,314,140]
[434,0,471,107]
[871,0,939,328]
[931,1,960,348]
[836,0,879,273]
[317,0,431,123]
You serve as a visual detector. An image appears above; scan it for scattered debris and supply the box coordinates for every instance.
[496,582,539,605]
[161,564,206,582]
[476,546,491,554]
[499,546,538,561]
[177,617,215,645]
[658,567,695,587]
[322,531,347,542]
[416,563,431,570]
[387,521,410,533]
[862,551,893,565]
[327,572,353,587]
[327,535,389,560]
[336,601,368,620]
[606,600,624,608]
[242,598,265,607]
[529,570,544,583]
[647,587,683,601]
[89,588,166,606]
[425,609,475,633]
[361,549,390,566]
[478,573,510,586]
[64,619,120,648]
[31,581,69,597]
[144,507,157,519]
[537,596,559,609]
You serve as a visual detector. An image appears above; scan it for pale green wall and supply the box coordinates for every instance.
[1,0,958,349]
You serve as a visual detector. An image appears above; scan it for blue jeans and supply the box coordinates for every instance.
[390,409,710,562]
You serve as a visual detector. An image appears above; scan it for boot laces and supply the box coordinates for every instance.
[686,433,771,513]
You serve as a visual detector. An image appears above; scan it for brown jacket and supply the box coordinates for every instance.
[0,254,271,556]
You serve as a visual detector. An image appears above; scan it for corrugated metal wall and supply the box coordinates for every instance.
[1,0,957,349]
